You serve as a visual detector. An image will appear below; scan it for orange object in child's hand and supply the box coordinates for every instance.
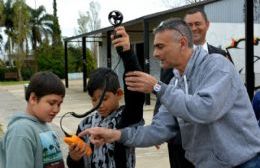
[64,135,92,157]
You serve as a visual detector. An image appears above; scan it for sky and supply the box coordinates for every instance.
[25,0,170,38]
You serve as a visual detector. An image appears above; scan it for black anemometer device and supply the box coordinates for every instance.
[108,10,124,53]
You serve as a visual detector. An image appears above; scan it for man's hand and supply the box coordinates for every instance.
[125,71,158,93]
[78,127,122,147]
[111,26,130,52]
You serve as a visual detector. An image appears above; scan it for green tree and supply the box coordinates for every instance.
[68,45,82,72]
[74,1,100,73]
[36,42,64,78]
[0,0,3,54]
[67,45,96,75]
[2,0,15,66]
[87,1,101,32]
[0,0,4,50]
[28,5,54,50]
[76,12,90,35]
[87,1,100,63]
[85,47,96,76]
[1,0,30,80]
[0,0,5,26]
[52,0,62,46]
[12,0,30,80]
[27,5,54,73]
[0,0,3,53]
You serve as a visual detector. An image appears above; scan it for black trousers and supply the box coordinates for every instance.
[168,141,194,168]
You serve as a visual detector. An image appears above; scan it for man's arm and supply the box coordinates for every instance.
[124,56,237,124]
[119,50,145,128]
[79,106,178,147]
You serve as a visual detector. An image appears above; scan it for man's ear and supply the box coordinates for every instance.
[180,36,188,49]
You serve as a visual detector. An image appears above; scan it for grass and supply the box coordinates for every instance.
[0,123,3,137]
[0,81,28,86]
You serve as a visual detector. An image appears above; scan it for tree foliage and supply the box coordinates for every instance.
[0,0,97,81]
[36,42,64,78]
[28,5,54,50]
[9,0,30,80]
[52,0,62,46]
[0,0,5,26]
[0,0,4,53]
[67,45,96,75]
[87,1,101,31]
[86,1,101,64]
[74,0,101,69]
[77,12,90,35]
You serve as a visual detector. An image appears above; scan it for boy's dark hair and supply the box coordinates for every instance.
[25,71,65,101]
[87,67,120,97]
[185,7,208,22]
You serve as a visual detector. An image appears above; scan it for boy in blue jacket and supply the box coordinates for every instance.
[1,71,66,168]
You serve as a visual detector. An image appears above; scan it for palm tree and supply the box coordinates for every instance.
[52,0,62,46]
[27,5,54,72]
[0,0,3,54]
[2,0,15,65]
[0,0,5,26]
[0,1,3,54]
[12,0,30,80]
[1,0,31,80]
[28,5,53,50]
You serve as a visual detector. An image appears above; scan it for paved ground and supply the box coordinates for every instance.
[0,80,170,168]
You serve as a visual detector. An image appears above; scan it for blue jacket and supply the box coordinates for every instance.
[120,47,260,168]
[0,112,64,168]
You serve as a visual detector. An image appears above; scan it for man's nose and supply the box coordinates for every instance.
[189,25,196,31]
[153,49,159,58]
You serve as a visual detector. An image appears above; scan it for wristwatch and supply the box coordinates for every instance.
[153,81,162,95]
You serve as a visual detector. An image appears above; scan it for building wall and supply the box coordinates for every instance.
[205,0,260,87]
[206,0,260,24]
[205,0,244,23]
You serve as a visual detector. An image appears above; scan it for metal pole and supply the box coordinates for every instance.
[245,0,255,99]
[64,41,68,88]
[82,37,87,92]
[144,20,150,105]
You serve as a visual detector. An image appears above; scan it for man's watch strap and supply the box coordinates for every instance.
[153,81,163,95]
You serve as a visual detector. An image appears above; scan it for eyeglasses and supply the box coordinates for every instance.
[155,20,185,37]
